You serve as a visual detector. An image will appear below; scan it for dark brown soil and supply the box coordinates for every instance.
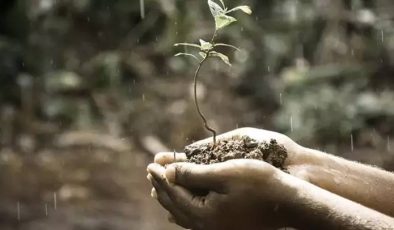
[184,136,288,169]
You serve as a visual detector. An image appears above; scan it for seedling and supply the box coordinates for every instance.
[174,0,252,146]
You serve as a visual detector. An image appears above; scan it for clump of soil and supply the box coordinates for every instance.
[184,136,288,169]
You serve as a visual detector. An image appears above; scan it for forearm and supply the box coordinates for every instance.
[287,146,394,216]
[281,173,394,230]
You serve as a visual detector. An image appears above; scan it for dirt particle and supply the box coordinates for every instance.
[184,136,288,170]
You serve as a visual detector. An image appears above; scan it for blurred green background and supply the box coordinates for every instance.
[0,0,393,229]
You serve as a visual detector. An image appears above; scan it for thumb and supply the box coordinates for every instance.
[165,162,226,192]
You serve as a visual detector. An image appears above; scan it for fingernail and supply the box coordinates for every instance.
[151,188,157,199]
[147,163,158,174]
[147,174,153,182]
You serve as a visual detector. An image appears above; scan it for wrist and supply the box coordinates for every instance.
[277,174,334,229]
[286,144,330,167]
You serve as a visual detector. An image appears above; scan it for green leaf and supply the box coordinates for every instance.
[214,43,241,51]
[208,0,224,17]
[199,39,213,51]
[174,43,201,49]
[226,5,252,15]
[215,14,237,30]
[175,53,200,61]
[218,0,226,9]
[199,52,207,59]
[209,51,231,66]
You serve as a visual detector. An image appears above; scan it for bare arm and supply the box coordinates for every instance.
[280,167,394,230]
[287,146,394,217]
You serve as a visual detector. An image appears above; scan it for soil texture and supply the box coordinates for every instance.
[184,136,288,169]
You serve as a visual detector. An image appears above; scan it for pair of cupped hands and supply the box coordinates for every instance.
[147,128,317,230]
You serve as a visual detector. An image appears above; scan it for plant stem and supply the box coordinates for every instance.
[192,29,219,147]
[193,56,217,147]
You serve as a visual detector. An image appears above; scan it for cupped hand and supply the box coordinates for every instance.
[147,159,300,230]
[154,127,308,171]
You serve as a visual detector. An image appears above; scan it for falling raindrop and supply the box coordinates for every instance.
[236,123,239,129]
[17,201,20,221]
[142,94,145,102]
[267,65,271,73]
[53,192,57,210]
[45,203,48,216]
[290,116,293,132]
[381,30,384,43]
[350,134,354,152]
[279,93,283,105]
[140,0,145,19]
[388,136,391,152]
[350,49,354,57]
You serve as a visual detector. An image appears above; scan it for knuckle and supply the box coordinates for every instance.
[154,152,165,162]
[177,164,192,179]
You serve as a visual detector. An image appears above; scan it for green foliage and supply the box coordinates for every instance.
[174,0,251,65]
[0,0,393,151]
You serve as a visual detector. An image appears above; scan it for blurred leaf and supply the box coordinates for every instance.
[227,5,252,15]
[209,51,231,66]
[199,52,207,59]
[218,0,226,9]
[215,14,237,30]
[214,43,240,51]
[199,39,213,51]
[45,71,83,92]
[208,0,225,17]
[174,53,200,61]
[174,43,201,49]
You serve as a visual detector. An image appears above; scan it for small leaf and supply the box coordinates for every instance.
[174,43,201,49]
[215,14,237,30]
[199,52,207,59]
[218,0,226,9]
[209,51,231,66]
[208,0,224,17]
[227,5,252,15]
[175,53,200,61]
[214,43,241,51]
[199,39,213,51]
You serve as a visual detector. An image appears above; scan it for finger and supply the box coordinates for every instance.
[167,213,192,229]
[150,176,192,229]
[165,162,226,192]
[148,164,204,217]
[154,152,187,165]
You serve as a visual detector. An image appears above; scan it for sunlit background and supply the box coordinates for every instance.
[0,0,393,229]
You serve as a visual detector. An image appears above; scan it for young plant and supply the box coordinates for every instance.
[174,0,252,146]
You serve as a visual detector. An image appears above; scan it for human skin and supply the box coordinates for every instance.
[148,128,394,229]
[147,161,394,229]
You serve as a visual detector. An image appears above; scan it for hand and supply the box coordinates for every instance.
[147,159,300,230]
[154,127,310,177]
